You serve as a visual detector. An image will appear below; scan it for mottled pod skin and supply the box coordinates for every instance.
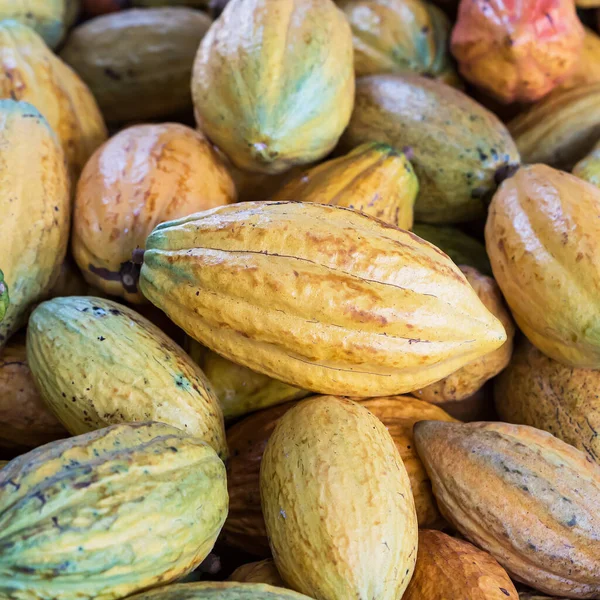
[192,0,354,174]
[260,396,418,600]
[60,8,212,123]
[0,20,107,181]
[486,165,600,368]
[342,74,520,223]
[573,138,600,188]
[0,334,67,451]
[0,100,70,348]
[139,201,507,397]
[271,142,418,229]
[0,270,8,323]
[415,421,600,598]
[229,561,285,588]
[495,338,600,464]
[0,422,228,600]
[451,0,584,103]
[558,28,600,91]
[27,296,227,459]
[72,123,236,303]
[403,530,518,600]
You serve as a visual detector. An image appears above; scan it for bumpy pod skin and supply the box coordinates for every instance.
[26,296,227,459]
[573,138,600,188]
[486,164,600,368]
[271,142,418,230]
[260,397,418,600]
[495,338,600,464]
[451,0,584,104]
[0,20,107,181]
[191,0,354,174]
[0,270,8,323]
[558,28,600,91]
[229,561,285,588]
[403,530,518,600]
[139,201,507,397]
[414,421,600,598]
[0,100,70,348]
[0,422,228,600]
[342,74,520,223]
[72,123,236,303]
[60,8,212,123]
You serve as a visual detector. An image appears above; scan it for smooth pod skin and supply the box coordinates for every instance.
[192,0,355,174]
[0,100,70,348]
[451,0,584,103]
[558,28,600,91]
[140,201,507,397]
[260,396,418,600]
[271,142,418,229]
[27,296,227,459]
[413,266,515,403]
[509,83,600,170]
[573,138,600,187]
[486,164,600,368]
[0,20,107,181]
[403,530,518,600]
[60,8,212,123]
[495,338,600,464]
[342,74,520,223]
[0,422,228,600]
[229,561,285,588]
[0,334,67,451]
[414,420,600,598]
[72,123,236,303]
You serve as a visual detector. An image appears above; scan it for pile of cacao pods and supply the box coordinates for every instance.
[1,0,600,599]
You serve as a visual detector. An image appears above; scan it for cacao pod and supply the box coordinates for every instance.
[519,595,569,600]
[342,74,520,223]
[0,20,107,181]
[450,0,584,104]
[414,420,600,598]
[261,396,418,600]
[83,0,212,15]
[0,100,70,348]
[191,0,354,174]
[338,0,458,84]
[486,164,600,368]
[139,201,507,397]
[495,338,600,464]
[572,138,600,187]
[186,340,309,419]
[403,529,518,600]
[229,561,285,588]
[0,270,8,323]
[61,8,212,123]
[27,296,227,459]
[72,123,236,303]
[509,83,600,170]
[413,266,514,403]
[271,142,418,229]
[558,28,600,91]
[0,333,67,452]
[0,422,228,600]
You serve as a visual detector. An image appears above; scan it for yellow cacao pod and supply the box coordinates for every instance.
[139,201,507,397]
[72,123,236,303]
[558,28,600,91]
[0,100,70,348]
[486,164,600,368]
[414,421,600,598]
[271,142,418,229]
[27,296,227,459]
[61,8,212,123]
[229,561,285,588]
[573,138,600,187]
[261,396,418,600]
[191,0,354,174]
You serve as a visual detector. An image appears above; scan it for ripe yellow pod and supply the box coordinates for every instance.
[260,396,418,599]
[229,561,285,588]
[73,123,236,303]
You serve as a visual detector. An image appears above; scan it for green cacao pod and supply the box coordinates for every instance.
[0,422,228,600]
[0,270,8,323]
[573,138,600,187]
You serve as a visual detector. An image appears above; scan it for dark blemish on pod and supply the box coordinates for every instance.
[98,336,106,341]
[104,67,121,81]
[500,589,511,596]
[566,515,577,527]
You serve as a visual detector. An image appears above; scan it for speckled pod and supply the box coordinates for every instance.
[27,296,227,459]
[342,74,520,223]
[260,396,418,599]
[271,142,418,229]
[229,561,285,588]
[0,20,107,181]
[0,422,227,600]
[192,0,354,174]
[415,421,600,598]
[486,164,600,368]
[0,100,70,348]
[139,201,507,397]
[573,138,600,188]
[61,8,212,123]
